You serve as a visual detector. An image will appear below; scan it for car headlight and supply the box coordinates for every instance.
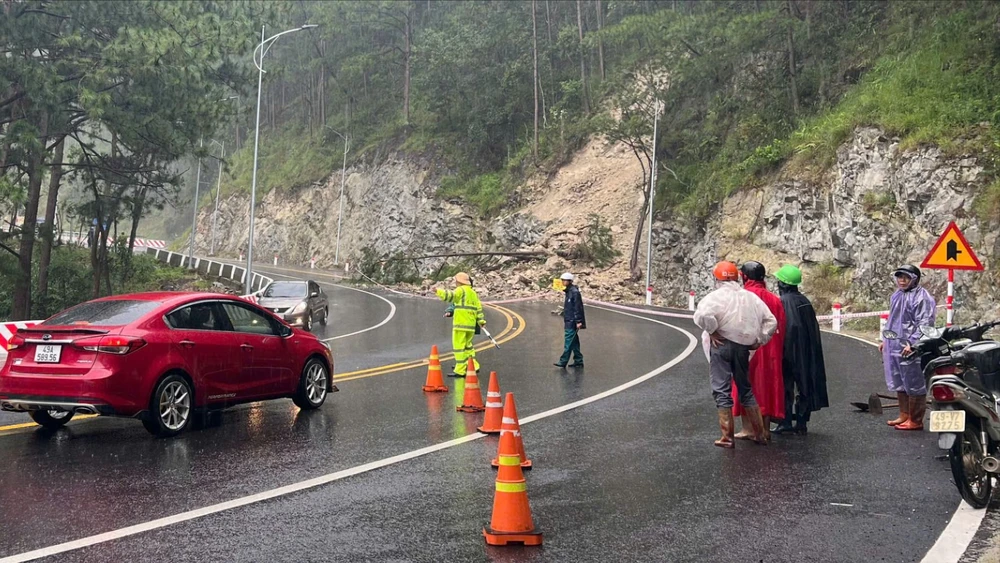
[291,301,307,314]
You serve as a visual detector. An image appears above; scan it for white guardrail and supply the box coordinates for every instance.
[0,252,273,357]
[145,248,273,298]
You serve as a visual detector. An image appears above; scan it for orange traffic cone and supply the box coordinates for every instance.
[483,392,542,547]
[458,358,486,413]
[477,372,503,433]
[422,345,448,393]
[492,392,531,469]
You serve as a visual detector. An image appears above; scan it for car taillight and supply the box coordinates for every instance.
[6,335,24,351]
[74,335,146,355]
[931,385,958,402]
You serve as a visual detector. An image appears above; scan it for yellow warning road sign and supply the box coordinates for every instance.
[921,222,983,271]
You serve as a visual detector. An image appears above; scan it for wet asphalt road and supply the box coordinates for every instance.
[0,270,965,562]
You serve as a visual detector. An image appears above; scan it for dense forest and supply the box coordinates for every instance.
[2,0,999,319]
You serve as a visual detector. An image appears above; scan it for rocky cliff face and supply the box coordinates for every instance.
[654,127,998,319]
[193,151,545,286]
[198,126,998,319]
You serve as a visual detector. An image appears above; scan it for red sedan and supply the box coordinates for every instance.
[0,292,336,437]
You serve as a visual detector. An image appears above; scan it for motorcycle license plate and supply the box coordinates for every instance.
[928,410,966,433]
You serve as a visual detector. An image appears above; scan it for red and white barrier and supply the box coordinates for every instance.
[0,321,41,350]
[688,290,696,311]
[273,254,278,266]
[133,238,167,249]
[310,257,316,269]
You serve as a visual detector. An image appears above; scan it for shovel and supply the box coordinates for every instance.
[850,392,898,414]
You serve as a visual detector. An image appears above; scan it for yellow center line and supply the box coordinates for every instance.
[333,304,515,378]
[334,304,525,383]
[0,414,98,434]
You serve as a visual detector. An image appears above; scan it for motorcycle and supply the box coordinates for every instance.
[884,320,1000,508]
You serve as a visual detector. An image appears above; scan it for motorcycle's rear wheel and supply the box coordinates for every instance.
[950,418,993,509]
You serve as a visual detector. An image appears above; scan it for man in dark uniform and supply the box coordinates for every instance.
[555,272,586,368]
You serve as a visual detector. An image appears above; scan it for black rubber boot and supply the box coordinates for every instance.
[793,412,809,435]
[772,417,794,435]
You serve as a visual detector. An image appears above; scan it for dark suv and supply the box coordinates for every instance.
[256,281,329,332]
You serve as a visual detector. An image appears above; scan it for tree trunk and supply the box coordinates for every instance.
[13,111,48,320]
[596,0,605,80]
[532,0,539,161]
[37,137,65,317]
[128,187,147,253]
[786,0,800,115]
[403,10,412,126]
[805,0,811,39]
[629,189,650,281]
[576,0,590,114]
[89,181,103,298]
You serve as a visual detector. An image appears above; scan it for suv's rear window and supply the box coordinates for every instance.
[42,300,162,326]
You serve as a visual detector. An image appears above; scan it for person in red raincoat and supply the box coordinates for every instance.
[733,261,785,441]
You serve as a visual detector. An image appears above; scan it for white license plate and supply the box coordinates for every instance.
[34,345,62,364]
[929,410,966,433]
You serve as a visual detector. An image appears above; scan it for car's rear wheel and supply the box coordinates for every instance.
[319,307,328,326]
[293,358,329,410]
[142,374,193,437]
[30,410,74,429]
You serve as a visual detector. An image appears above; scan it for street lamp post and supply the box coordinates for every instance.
[325,126,350,265]
[246,23,318,294]
[210,139,225,256]
[645,101,662,306]
[188,137,204,269]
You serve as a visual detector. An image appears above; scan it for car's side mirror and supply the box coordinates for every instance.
[310,292,319,298]
[280,325,293,338]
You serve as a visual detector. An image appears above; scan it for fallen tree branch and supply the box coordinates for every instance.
[386,251,546,261]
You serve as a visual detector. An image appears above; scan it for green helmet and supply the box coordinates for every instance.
[775,264,802,286]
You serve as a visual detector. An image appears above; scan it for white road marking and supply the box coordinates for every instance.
[262,270,397,342]
[822,329,986,563]
[0,306,697,563]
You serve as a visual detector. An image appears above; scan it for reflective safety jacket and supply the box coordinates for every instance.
[437,285,485,333]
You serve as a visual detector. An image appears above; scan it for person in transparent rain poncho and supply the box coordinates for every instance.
[693,261,778,448]
[880,264,937,431]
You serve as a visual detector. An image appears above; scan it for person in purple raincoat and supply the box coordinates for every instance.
[879,264,937,431]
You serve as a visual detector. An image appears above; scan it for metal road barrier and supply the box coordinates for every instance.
[145,248,273,297]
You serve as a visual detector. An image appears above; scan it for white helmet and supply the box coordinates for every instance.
[560,272,575,281]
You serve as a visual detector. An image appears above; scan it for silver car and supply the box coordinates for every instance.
[256,280,329,332]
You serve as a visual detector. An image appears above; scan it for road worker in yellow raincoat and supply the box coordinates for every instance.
[437,272,486,377]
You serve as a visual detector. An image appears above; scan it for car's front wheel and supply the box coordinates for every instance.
[303,313,313,332]
[319,307,328,326]
[30,410,74,429]
[293,358,329,410]
[142,374,193,437]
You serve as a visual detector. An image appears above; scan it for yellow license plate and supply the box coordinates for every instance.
[929,410,966,433]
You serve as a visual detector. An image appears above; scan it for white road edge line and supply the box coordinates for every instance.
[821,329,985,563]
[0,304,697,563]
[263,270,397,342]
